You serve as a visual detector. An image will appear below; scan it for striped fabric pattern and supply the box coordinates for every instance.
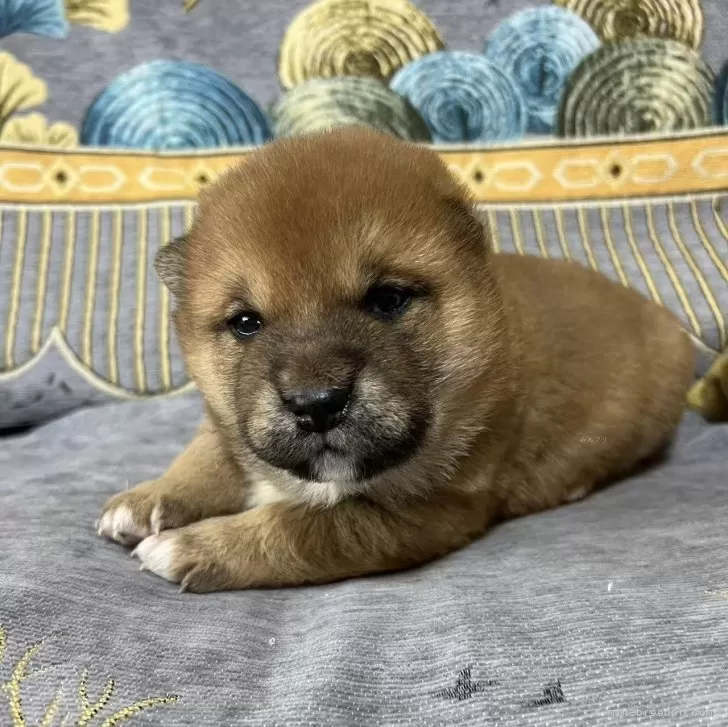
[481,197,728,357]
[1,196,725,424]
[0,205,192,399]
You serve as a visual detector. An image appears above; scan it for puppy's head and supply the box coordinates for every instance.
[158,128,507,503]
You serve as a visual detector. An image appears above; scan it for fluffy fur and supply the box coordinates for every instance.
[98,128,694,592]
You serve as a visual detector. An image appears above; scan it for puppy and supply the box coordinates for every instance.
[97,127,694,592]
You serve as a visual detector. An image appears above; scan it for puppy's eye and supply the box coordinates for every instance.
[363,285,415,320]
[228,311,263,339]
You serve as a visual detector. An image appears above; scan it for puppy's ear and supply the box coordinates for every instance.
[441,194,486,249]
[430,167,486,248]
[155,235,188,297]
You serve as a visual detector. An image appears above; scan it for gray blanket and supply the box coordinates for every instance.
[1,396,727,726]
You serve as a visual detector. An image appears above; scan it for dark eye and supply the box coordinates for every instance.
[363,285,415,320]
[228,311,263,339]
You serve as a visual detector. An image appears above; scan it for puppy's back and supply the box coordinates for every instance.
[490,254,694,515]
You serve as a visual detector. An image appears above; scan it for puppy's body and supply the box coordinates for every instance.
[98,128,694,592]
[491,254,692,516]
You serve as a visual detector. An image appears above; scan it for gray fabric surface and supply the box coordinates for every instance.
[1,395,727,726]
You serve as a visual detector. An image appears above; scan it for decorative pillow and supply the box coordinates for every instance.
[1,0,727,427]
[1,131,726,427]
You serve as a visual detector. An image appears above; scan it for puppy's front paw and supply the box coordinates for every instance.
[98,480,206,547]
[132,531,182,581]
[132,517,245,593]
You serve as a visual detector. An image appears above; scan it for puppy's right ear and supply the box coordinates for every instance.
[155,235,187,297]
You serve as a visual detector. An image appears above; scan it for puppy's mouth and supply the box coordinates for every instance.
[248,412,429,484]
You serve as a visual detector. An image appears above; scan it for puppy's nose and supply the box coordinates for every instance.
[282,387,351,433]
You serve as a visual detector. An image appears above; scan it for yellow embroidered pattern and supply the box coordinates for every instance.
[0,53,47,126]
[278,0,444,89]
[4,209,27,370]
[554,0,704,49]
[65,0,130,33]
[0,624,179,726]
[3,130,728,204]
[0,54,77,153]
[0,114,78,148]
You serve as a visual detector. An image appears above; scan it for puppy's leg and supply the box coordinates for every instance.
[98,419,246,546]
[133,492,492,592]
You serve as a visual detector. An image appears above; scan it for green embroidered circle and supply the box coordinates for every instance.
[553,0,704,49]
[557,38,715,137]
[278,0,444,89]
[271,76,431,141]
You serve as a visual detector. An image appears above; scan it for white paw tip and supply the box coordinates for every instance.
[134,534,178,582]
[97,503,150,544]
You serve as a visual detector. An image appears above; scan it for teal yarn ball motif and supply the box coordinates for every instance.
[0,0,68,39]
[81,60,271,150]
[485,7,600,134]
[389,51,526,143]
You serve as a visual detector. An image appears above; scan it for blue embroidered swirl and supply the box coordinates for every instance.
[484,7,600,134]
[81,60,271,149]
[389,51,526,143]
[0,0,68,39]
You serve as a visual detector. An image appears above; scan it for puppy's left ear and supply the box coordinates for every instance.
[155,235,188,297]
[432,168,486,248]
[441,194,486,248]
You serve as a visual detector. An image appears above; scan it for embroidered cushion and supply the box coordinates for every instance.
[0,0,727,427]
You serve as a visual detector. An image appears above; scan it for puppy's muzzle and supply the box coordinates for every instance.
[281,386,351,433]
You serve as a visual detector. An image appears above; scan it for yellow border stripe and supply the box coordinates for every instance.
[667,202,725,349]
[531,209,548,257]
[600,207,629,287]
[576,208,598,271]
[2,130,728,203]
[711,197,728,256]
[4,210,27,369]
[81,210,100,366]
[509,209,524,255]
[690,200,728,281]
[645,203,701,337]
[553,207,572,261]
[623,205,662,305]
[159,207,172,390]
[107,208,123,385]
[486,209,501,253]
[31,210,53,353]
[135,208,148,392]
[59,211,75,334]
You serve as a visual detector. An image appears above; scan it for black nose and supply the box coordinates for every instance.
[282,387,351,433]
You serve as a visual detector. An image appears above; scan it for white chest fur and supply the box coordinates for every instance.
[244,468,352,509]
[245,471,289,509]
